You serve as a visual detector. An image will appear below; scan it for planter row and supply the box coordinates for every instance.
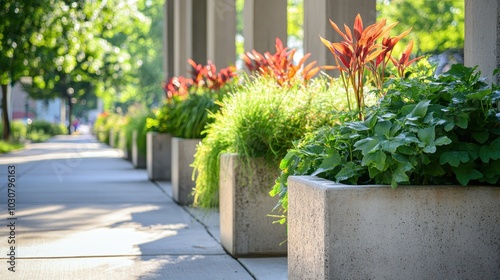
[117,131,500,277]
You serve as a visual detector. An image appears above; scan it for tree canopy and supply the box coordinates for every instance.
[0,0,165,135]
[377,0,464,54]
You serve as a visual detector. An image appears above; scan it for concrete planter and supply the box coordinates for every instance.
[146,132,172,181]
[171,137,200,205]
[132,130,146,169]
[109,129,115,147]
[119,130,130,160]
[288,176,500,280]
[219,153,287,257]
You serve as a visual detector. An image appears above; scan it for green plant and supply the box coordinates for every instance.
[192,75,345,208]
[272,64,500,223]
[157,59,239,139]
[0,140,23,153]
[124,105,153,156]
[10,121,27,142]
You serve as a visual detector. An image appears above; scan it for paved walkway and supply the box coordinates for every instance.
[0,135,287,279]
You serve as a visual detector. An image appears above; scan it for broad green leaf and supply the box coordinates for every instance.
[311,152,341,176]
[380,139,404,153]
[422,164,446,177]
[471,131,490,144]
[354,138,379,155]
[489,138,500,160]
[374,120,392,137]
[465,143,480,161]
[482,159,500,182]
[362,150,387,171]
[466,89,490,100]
[417,126,435,145]
[391,163,411,186]
[439,151,469,167]
[455,113,469,129]
[479,140,500,163]
[452,166,483,186]
[364,114,378,129]
[280,151,296,169]
[347,121,370,131]
[434,136,452,146]
[411,100,431,118]
[444,122,454,131]
[335,162,363,182]
[423,144,436,153]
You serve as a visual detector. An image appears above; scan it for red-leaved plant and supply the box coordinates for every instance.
[162,60,237,100]
[320,14,422,120]
[241,38,320,87]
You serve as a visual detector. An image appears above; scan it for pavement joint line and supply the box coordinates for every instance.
[0,253,229,260]
[150,179,172,199]
[178,203,257,280]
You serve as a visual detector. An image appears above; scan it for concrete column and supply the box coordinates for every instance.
[191,0,207,64]
[163,0,174,81]
[243,0,287,53]
[173,0,207,76]
[207,0,236,68]
[304,0,376,69]
[174,0,192,76]
[464,0,500,84]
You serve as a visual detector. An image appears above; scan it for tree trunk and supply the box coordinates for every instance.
[1,84,11,140]
[67,95,73,135]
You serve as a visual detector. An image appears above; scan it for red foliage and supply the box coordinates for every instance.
[241,38,319,87]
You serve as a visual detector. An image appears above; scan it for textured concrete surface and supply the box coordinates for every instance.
[219,154,287,257]
[0,135,287,279]
[132,130,146,169]
[146,132,172,181]
[465,0,500,84]
[288,176,500,280]
[171,137,199,205]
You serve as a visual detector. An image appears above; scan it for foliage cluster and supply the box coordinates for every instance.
[192,75,346,208]
[0,119,67,147]
[320,14,421,120]
[242,38,319,87]
[273,64,500,223]
[149,60,238,139]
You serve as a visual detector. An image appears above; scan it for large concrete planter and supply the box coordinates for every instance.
[109,129,115,147]
[288,176,500,280]
[146,132,172,181]
[219,153,287,257]
[119,130,131,161]
[132,130,146,169]
[171,137,200,205]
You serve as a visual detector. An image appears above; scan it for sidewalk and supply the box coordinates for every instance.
[0,135,287,279]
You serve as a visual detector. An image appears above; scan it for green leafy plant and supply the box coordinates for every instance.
[124,105,153,156]
[192,75,345,208]
[272,64,500,223]
[154,59,238,139]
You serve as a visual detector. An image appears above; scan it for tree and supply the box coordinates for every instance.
[377,0,464,54]
[0,0,51,140]
[25,0,140,133]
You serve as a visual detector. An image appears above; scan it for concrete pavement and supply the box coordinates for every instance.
[0,135,287,279]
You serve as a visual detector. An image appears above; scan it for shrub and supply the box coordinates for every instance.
[152,59,239,139]
[192,75,346,208]
[124,105,154,156]
[10,121,27,142]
